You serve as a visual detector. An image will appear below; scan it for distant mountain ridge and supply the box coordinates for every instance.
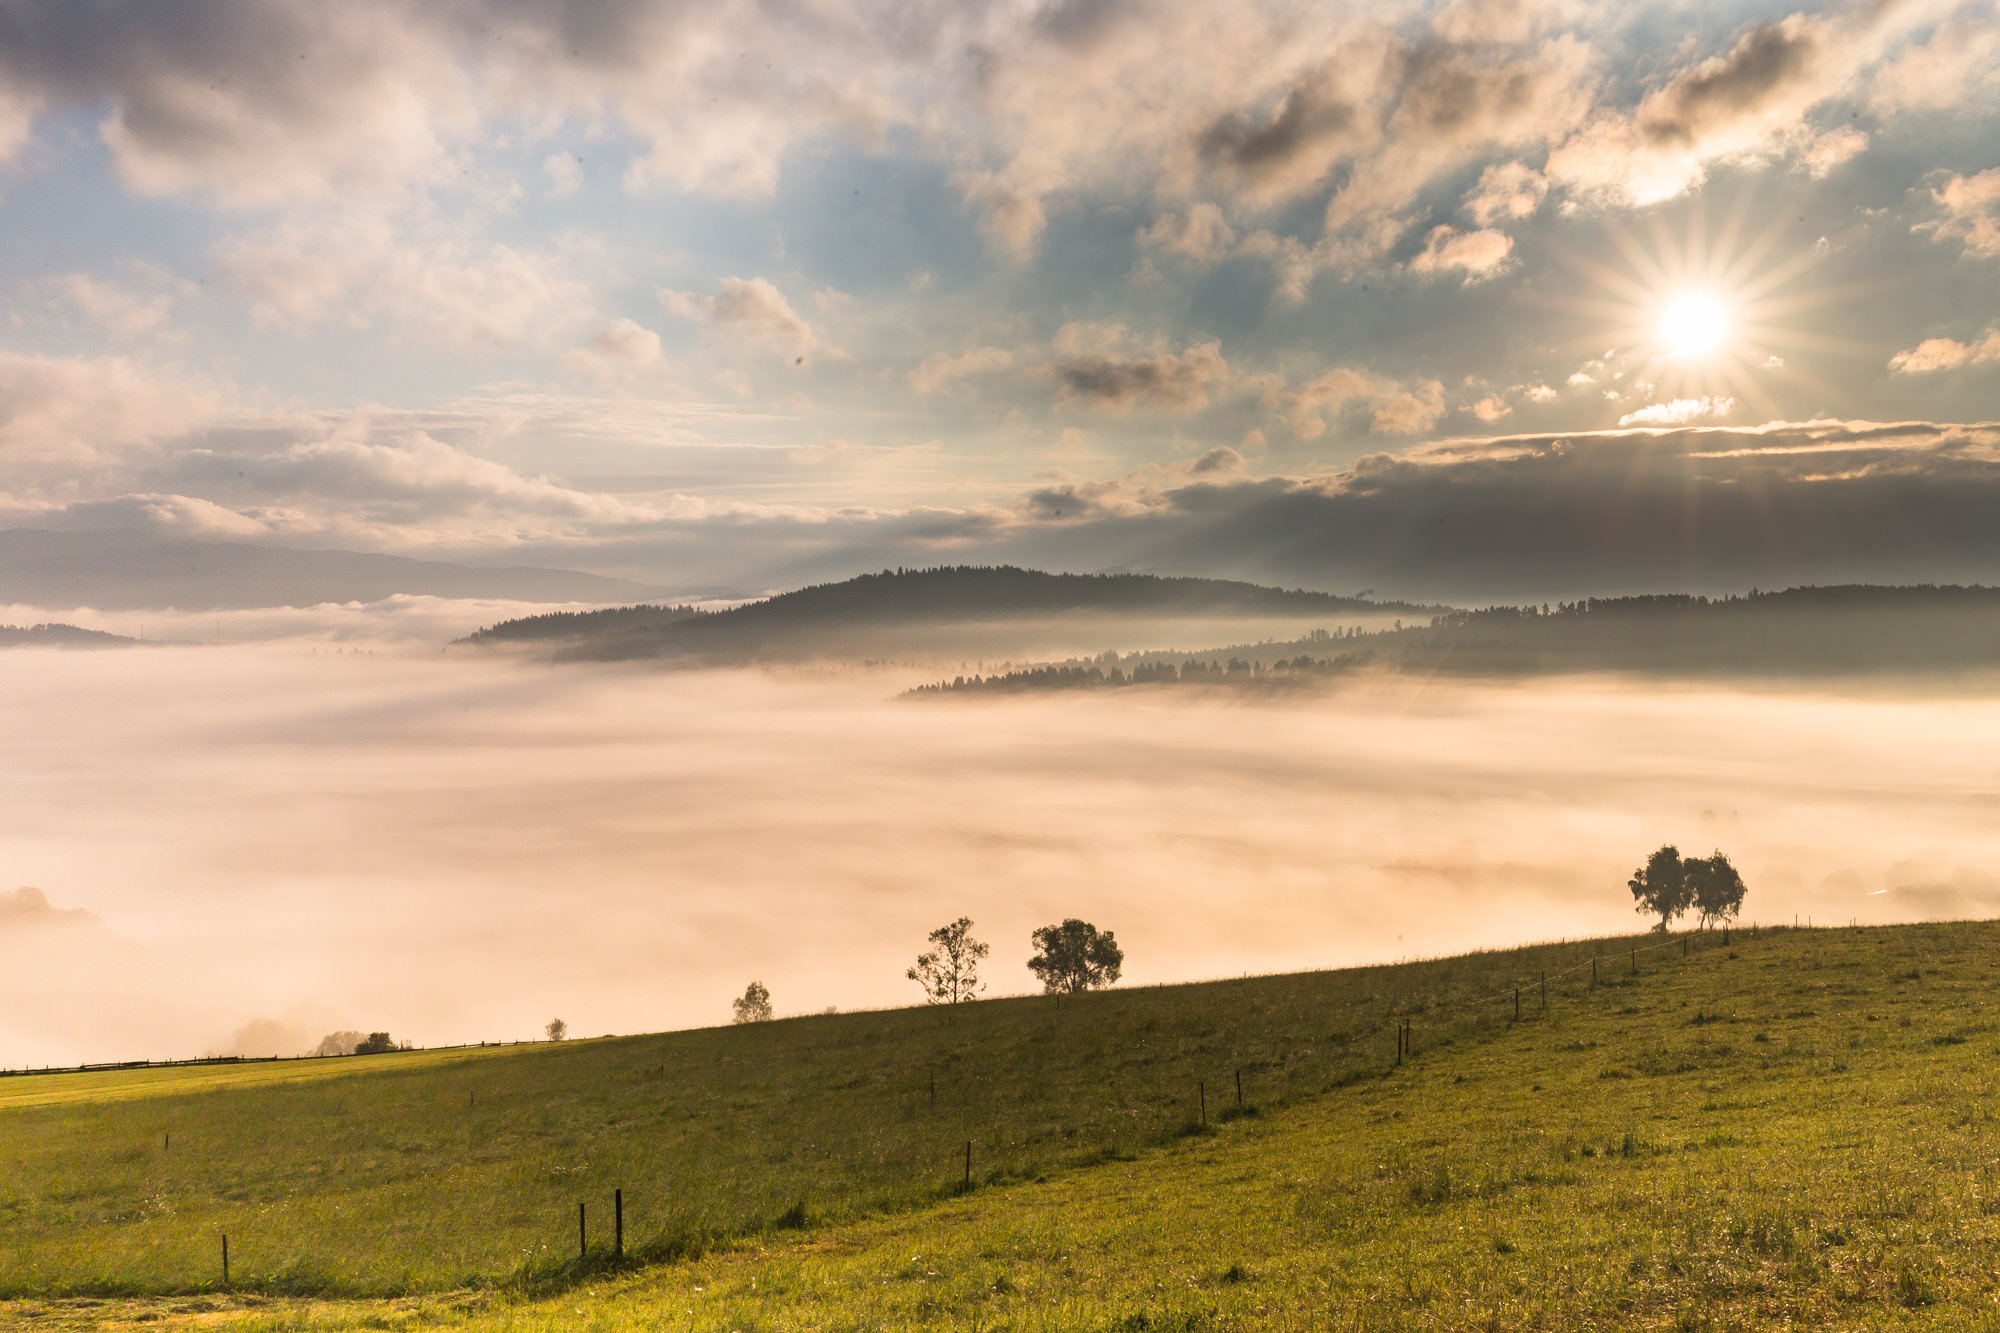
[464,565,1426,662]
[0,530,665,611]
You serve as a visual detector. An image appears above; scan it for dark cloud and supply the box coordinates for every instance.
[926,422,2000,603]
[1639,16,1819,149]
[1195,59,1368,203]
[1051,341,1228,413]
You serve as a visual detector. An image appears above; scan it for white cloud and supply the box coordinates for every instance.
[1923,167,2000,257]
[1461,161,1547,226]
[1619,396,1734,426]
[55,268,192,341]
[216,214,588,348]
[910,346,1014,395]
[1137,203,1239,266]
[1408,225,1515,280]
[1889,328,2000,373]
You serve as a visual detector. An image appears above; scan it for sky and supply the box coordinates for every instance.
[2,0,1999,600]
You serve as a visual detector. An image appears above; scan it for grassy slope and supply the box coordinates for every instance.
[13,921,2000,1330]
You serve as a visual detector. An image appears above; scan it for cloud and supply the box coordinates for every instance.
[1870,11,2000,113]
[216,215,588,347]
[950,419,2000,602]
[1193,57,1375,206]
[1261,366,1446,438]
[910,346,1014,395]
[1137,203,1239,266]
[1467,393,1511,422]
[1889,328,2000,373]
[586,318,662,367]
[1370,381,1448,434]
[54,268,192,341]
[1619,396,1734,426]
[1324,35,1597,235]
[661,277,829,362]
[0,351,226,472]
[1408,225,1515,280]
[1051,341,1229,414]
[956,171,1049,264]
[1547,4,1932,206]
[1461,160,1546,225]
[1923,168,2000,258]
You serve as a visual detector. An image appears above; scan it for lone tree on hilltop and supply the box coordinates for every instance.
[545,1018,566,1042]
[1028,918,1124,994]
[908,916,990,1007]
[1687,851,1748,927]
[1630,845,1692,931]
[354,1031,397,1055]
[733,980,773,1024]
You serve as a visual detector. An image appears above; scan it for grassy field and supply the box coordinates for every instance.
[9,920,2000,1330]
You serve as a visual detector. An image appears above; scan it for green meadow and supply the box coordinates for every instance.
[10,920,2000,1330]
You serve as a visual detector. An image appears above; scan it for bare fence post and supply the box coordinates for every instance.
[1199,1081,1207,1127]
[615,1188,623,1258]
[221,1233,229,1287]
[963,1140,972,1191]
[928,1068,935,1106]
[1235,1068,1244,1108]
[579,1201,587,1263]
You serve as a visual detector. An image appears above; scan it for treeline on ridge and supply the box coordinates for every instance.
[907,651,1374,696]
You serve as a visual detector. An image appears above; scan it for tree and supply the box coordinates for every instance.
[1686,851,1748,927]
[312,1029,364,1057]
[732,981,773,1024]
[1629,845,1692,931]
[354,1031,396,1055]
[908,916,990,1006]
[545,1017,567,1042]
[1027,918,1124,994]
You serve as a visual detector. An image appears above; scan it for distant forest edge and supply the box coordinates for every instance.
[908,585,2000,693]
[461,566,1430,656]
[0,622,134,648]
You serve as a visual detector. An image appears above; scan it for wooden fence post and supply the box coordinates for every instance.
[1235,1068,1244,1108]
[615,1188,623,1258]
[963,1140,972,1191]
[221,1233,229,1287]
[928,1068,935,1106]
[1199,1081,1207,1126]
[579,1201,587,1262]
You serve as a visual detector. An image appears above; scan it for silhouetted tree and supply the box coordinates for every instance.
[1686,852,1748,927]
[312,1029,364,1057]
[1028,919,1124,994]
[354,1031,396,1055]
[1629,845,1691,931]
[732,981,773,1024]
[908,916,989,1006]
[545,1018,567,1042]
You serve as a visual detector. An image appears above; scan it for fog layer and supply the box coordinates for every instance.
[3,645,1997,1067]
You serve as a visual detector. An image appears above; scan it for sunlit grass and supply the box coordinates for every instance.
[13,921,2000,1330]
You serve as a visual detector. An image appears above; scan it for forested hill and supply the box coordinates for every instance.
[462,566,1427,661]
[908,584,2000,693]
[0,622,135,648]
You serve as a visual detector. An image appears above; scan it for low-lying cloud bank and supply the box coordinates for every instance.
[4,649,2000,1068]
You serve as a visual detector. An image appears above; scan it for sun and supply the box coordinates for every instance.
[1658,291,1730,360]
